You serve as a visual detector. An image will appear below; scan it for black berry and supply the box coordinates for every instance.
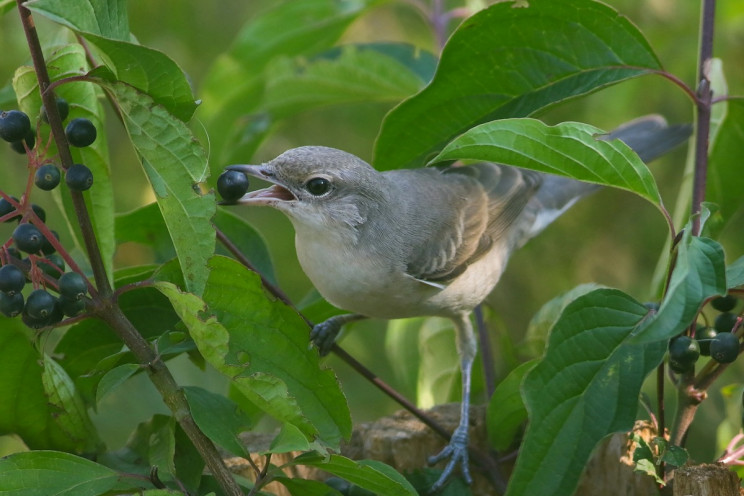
[217,170,250,203]
[712,294,738,313]
[0,291,24,317]
[0,265,25,295]
[696,325,718,356]
[58,295,85,317]
[0,196,20,222]
[0,110,31,143]
[35,164,61,191]
[65,164,93,191]
[710,331,740,363]
[65,118,96,147]
[58,272,87,300]
[40,230,59,255]
[714,312,739,333]
[668,335,700,373]
[38,254,65,277]
[25,289,56,320]
[13,223,43,253]
[21,311,49,329]
[10,129,35,154]
[31,204,46,223]
[41,97,69,123]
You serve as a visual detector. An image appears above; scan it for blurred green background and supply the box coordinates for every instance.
[0,0,743,465]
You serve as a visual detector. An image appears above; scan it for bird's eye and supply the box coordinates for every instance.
[305,177,331,196]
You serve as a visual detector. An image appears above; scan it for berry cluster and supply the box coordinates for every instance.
[0,99,98,330]
[668,294,742,373]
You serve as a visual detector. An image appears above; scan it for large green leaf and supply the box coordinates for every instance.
[84,34,198,121]
[24,0,129,40]
[13,44,115,282]
[0,451,120,496]
[432,119,663,207]
[183,386,253,458]
[0,322,94,452]
[707,99,744,224]
[101,81,215,296]
[506,289,666,496]
[288,453,417,496]
[374,0,662,170]
[156,256,351,448]
[631,232,727,344]
[487,360,536,452]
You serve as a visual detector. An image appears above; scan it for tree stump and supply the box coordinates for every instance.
[672,463,741,496]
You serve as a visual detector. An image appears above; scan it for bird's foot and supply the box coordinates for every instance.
[427,424,472,492]
[309,319,343,356]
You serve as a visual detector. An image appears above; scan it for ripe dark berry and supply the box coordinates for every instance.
[668,335,700,373]
[696,325,718,356]
[0,196,20,222]
[712,294,738,313]
[58,295,85,317]
[31,204,46,223]
[0,265,25,295]
[35,164,61,191]
[40,230,59,255]
[21,311,49,329]
[38,254,65,277]
[65,118,96,147]
[25,289,56,320]
[10,129,35,154]
[65,164,93,191]
[0,291,24,317]
[710,331,740,363]
[41,97,69,123]
[0,110,31,142]
[714,312,739,333]
[217,170,250,203]
[13,223,43,253]
[58,272,87,300]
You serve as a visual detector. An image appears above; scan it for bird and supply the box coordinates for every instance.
[225,115,690,491]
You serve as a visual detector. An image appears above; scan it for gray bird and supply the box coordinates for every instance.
[226,115,690,490]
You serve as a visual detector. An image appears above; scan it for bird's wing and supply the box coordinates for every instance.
[404,164,541,283]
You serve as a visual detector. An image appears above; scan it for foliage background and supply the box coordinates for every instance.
[0,0,743,468]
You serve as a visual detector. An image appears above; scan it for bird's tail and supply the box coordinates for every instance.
[512,115,692,248]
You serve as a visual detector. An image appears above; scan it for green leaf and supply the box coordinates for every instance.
[100,81,215,296]
[374,0,661,169]
[289,453,417,496]
[505,289,666,496]
[214,208,276,285]
[155,256,351,448]
[0,322,89,452]
[96,363,139,406]
[487,360,536,452]
[522,283,604,357]
[633,458,663,486]
[84,34,198,121]
[269,423,314,454]
[263,43,433,119]
[431,119,662,207]
[0,451,119,496]
[726,256,744,289]
[707,99,744,224]
[41,354,101,453]
[183,386,253,457]
[274,477,344,496]
[13,44,115,282]
[24,0,129,39]
[631,232,727,344]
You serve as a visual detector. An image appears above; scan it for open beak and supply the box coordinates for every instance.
[224,164,297,205]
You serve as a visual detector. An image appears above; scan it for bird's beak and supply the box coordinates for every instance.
[224,164,297,205]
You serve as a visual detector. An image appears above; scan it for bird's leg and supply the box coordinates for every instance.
[428,312,476,491]
[310,313,367,356]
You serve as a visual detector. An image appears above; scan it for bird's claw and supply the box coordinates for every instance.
[427,426,472,492]
[310,319,343,356]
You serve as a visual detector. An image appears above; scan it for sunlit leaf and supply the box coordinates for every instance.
[375,0,662,169]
